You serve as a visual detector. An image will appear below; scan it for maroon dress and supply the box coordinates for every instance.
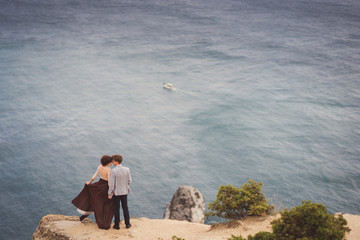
[72,178,114,229]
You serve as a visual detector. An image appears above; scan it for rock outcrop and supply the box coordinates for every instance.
[32,214,93,240]
[163,185,205,223]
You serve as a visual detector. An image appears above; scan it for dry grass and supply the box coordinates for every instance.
[210,219,241,230]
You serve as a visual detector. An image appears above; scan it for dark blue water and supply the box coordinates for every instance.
[1,0,360,239]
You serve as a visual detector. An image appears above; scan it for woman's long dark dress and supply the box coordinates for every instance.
[72,178,114,229]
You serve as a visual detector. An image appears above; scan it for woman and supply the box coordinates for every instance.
[72,155,114,230]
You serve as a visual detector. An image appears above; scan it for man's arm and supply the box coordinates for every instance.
[108,170,115,199]
[128,168,132,186]
[127,168,132,194]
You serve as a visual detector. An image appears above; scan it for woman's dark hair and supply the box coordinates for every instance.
[100,155,113,166]
[112,155,123,164]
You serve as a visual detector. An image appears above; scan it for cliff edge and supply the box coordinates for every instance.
[33,214,360,240]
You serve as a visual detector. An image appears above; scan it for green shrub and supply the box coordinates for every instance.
[271,201,350,240]
[247,231,276,240]
[206,180,274,220]
[227,235,246,240]
[171,236,185,240]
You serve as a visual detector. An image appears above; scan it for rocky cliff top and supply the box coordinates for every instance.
[33,214,360,240]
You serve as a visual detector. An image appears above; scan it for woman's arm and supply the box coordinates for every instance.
[86,165,100,185]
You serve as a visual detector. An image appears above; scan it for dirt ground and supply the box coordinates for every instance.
[33,214,360,240]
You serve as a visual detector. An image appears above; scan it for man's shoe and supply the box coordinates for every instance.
[126,224,132,229]
[113,225,120,230]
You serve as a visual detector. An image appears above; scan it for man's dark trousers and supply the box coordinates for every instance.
[113,195,130,227]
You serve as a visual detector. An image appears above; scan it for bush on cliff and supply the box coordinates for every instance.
[271,200,350,240]
[247,232,276,240]
[227,235,246,240]
[228,232,275,240]
[206,180,273,220]
[172,236,185,240]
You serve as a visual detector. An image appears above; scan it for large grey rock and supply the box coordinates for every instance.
[163,185,205,223]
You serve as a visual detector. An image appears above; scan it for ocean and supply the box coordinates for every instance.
[0,0,359,239]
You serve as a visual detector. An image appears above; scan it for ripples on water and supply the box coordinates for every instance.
[0,0,360,239]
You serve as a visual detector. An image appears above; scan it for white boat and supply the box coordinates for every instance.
[163,83,175,90]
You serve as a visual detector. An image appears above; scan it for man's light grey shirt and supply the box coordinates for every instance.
[108,164,132,196]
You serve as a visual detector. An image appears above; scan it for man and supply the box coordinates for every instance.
[108,155,132,229]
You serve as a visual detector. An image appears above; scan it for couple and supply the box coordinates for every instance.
[72,155,132,230]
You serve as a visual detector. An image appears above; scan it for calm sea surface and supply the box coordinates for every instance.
[1,0,360,239]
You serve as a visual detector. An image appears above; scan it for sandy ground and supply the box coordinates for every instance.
[48,214,360,240]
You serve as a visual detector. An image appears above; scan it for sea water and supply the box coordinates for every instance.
[0,0,359,239]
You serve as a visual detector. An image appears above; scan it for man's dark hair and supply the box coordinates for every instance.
[101,155,113,166]
[112,155,123,164]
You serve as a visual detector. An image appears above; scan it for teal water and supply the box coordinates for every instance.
[1,0,360,239]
